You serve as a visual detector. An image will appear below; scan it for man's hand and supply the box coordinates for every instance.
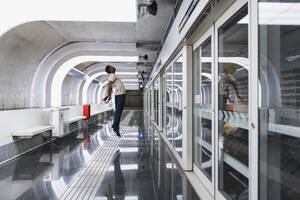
[103,96,108,102]
[223,123,238,136]
[103,96,111,103]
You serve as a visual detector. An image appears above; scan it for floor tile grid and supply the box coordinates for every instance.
[67,145,116,200]
[66,140,116,188]
[61,138,116,190]
[61,136,122,200]
[59,133,124,200]
[77,139,123,200]
[59,139,116,200]
[87,130,128,200]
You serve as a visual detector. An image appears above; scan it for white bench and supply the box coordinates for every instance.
[11,125,54,137]
[64,116,86,124]
[91,108,112,116]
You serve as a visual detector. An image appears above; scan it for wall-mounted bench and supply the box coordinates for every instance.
[91,107,113,117]
[64,116,86,124]
[11,125,54,137]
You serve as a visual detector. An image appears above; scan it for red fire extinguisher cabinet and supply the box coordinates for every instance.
[83,104,90,120]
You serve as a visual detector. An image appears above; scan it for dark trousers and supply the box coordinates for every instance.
[112,94,126,132]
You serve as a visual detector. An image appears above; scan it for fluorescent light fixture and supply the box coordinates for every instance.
[0,0,137,37]
[82,71,139,104]
[125,196,139,200]
[175,57,183,63]
[108,164,138,171]
[166,163,173,169]
[116,72,139,75]
[119,148,138,153]
[96,196,138,200]
[52,55,139,107]
[123,138,139,141]
[177,195,183,200]
[124,132,139,136]
[175,148,183,152]
[166,73,183,75]
[124,84,140,86]
[122,79,139,82]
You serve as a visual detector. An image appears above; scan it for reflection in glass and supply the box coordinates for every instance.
[173,56,183,157]
[149,88,152,118]
[165,65,173,144]
[154,78,159,126]
[258,1,300,200]
[218,4,249,199]
[193,37,213,180]
[162,74,166,131]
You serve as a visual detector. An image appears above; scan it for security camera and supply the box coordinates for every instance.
[139,54,149,61]
[148,1,158,16]
[138,1,158,16]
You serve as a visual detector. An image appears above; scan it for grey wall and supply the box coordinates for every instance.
[124,90,144,109]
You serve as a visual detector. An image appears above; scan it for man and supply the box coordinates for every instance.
[103,65,126,137]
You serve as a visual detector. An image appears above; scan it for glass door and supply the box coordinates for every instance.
[154,78,159,126]
[193,27,214,194]
[165,65,173,144]
[258,1,300,200]
[216,1,249,200]
[173,55,183,157]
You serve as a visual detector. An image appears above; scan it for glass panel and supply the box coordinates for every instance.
[173,56,183,157]
[162,74,166,131]
[149,89,152,118]
[218,4,249,199]
[166,65,173,144]
[193,37,213,180]
[154,78,159,126]
[258,1,300,199]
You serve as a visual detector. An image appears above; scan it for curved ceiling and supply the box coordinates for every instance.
[0,0,174,110]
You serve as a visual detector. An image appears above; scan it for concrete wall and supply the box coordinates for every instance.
[0,22,66,110]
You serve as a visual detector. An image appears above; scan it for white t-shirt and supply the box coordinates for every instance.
[218,74,236,96]
[109,74,126,95]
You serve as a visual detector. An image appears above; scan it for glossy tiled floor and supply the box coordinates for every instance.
[0,110,201,200]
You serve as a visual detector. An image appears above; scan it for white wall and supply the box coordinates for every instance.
[0,109,51,146]
[62,105,84,121]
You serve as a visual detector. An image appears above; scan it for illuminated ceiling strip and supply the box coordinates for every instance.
[82,72,138,104]
[52,56,138,107]
[108,164,138,171]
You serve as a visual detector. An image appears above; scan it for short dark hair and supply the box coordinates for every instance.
[105,65,111,74]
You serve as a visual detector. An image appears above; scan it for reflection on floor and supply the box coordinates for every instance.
[0,110,200,200]
[95,111,200,200]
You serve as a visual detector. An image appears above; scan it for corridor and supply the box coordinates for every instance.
[0,110,200,200]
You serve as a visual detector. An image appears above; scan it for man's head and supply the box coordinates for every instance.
[105,65,116,74]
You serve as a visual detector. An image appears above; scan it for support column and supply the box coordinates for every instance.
[182,45,193,171]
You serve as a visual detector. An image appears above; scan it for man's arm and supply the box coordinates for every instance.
[103,81,113,102]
